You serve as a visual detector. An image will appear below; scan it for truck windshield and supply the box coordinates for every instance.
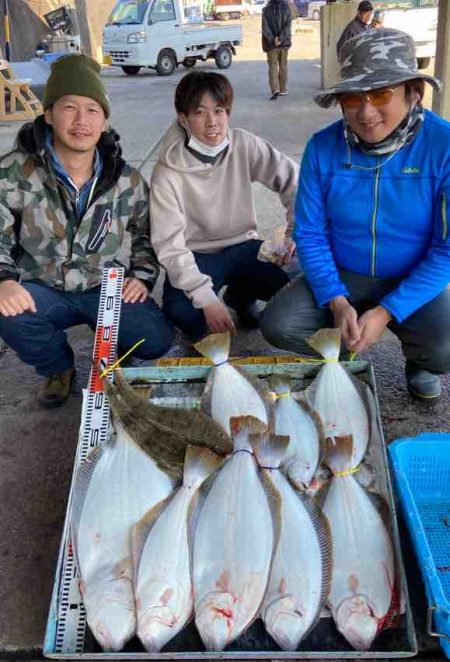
[107,0,149,24]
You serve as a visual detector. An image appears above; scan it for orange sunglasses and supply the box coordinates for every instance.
[339,87,400,109]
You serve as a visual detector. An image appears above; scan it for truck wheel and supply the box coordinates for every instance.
[231,11,241,18]
[215,45,232,69]
[312,9,320,20]
[122,66,141,75]
[220,12,230,20]
[156,49,176,75]
[183,57,197,68]
[417,57,430,70]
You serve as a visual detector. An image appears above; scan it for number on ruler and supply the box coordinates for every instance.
[106,295,114,310]
[102,326,111,341]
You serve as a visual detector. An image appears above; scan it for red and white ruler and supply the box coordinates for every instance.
[45,267,124,657]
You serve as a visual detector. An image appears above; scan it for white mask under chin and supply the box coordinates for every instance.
[187,132,230,158]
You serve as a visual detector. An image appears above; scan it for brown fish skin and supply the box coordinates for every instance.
[103,371,232,481]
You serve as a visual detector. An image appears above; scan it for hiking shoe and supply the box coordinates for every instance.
[38,367,75,408]
[223,291,261,330]
[270,91,279,100]
[405,362,441,400]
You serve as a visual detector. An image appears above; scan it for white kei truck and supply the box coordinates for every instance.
[103,0,243,76]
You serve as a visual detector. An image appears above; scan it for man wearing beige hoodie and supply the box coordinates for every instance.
[150,71,299,341]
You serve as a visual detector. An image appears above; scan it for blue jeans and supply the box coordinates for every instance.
[0,281,174,376]
[163,239,290,340]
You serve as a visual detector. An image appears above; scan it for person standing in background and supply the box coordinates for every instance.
[336,0,373,57]
[262,0,292,100]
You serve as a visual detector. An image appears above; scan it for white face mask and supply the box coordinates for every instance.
[181,116,230,158]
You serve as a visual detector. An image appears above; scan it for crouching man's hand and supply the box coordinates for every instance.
[0,280,37,317]
[122,277,149,303]
[203,301,236,335]
[349,305,392,354]
[329,296,360,350]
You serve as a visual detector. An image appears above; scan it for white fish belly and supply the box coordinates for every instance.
[210,365,268,434]
[262,472,323,649]
[275,399,319,485]
[323,476,394,618]
[314,364,369,468]
[193,454,273,649]
[135,490,193,651]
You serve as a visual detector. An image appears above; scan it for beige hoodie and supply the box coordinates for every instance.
[150,121,299,309]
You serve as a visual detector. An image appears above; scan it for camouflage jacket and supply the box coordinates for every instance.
[0,116,159,292]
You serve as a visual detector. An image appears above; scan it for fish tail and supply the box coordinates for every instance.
[306,328,341,361]
[183,446,223,488]
[326,434,355,475]
[249,431,289,469]
[194,332,230,365]
[230,415,268,437]
[268,374,292,396]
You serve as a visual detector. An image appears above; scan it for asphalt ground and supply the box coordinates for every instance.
[0,16,448,661]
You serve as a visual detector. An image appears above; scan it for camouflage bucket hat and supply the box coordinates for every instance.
[315,28,441,108]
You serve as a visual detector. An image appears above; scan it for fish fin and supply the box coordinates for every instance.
[131,384,153,401]
[258,470,283,557]
[230,415,268,437]
[306,328,341,361]
[114,369,146,409]
[232,364,273,412]
[131,495,174,578]
[292,489,334,636]
[200,370,215,418]
[70,444,107,570]
[268,374,291,395]
[183,445,224,489]
[249,432,289,469]
[366,489,392,530]
[194,332,230,365]
[325,434,354,474]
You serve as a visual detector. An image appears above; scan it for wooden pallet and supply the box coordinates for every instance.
[0,59,43,121]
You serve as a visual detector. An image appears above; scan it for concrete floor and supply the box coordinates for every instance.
[0,16,448,662]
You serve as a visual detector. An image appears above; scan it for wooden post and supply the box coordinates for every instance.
[320,2,357,89]
[432,0,450,120]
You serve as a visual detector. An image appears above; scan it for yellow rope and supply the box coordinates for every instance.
[99,338,146,378]
[274,392,291,399]
[334,466,360,477]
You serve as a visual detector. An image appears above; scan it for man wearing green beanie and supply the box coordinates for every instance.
[0,53,174,407]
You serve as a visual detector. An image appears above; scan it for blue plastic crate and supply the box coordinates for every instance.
[389,433,450,658]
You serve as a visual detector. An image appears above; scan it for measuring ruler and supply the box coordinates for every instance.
[49,267,124,656]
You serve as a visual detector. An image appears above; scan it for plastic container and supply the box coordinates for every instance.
[389,433,450,658]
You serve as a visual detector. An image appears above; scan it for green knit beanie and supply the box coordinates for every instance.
[43,54,111,118]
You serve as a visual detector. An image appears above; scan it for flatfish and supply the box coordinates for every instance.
[70,421,174,651]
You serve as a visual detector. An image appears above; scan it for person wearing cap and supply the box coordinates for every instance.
[0,53,174,408]
[336,1,373,58]
[261,28,450,400]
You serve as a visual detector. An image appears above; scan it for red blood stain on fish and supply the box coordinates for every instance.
[215,570,231,592]
[160,588,173,605]
[348,574,359,593]
[376,564,400,634]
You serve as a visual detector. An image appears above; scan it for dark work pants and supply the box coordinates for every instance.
[0,281,174,376]
[163,239,290,340]
[260,270,450,374]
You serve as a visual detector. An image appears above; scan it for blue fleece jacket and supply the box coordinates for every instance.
[294,109,450,323]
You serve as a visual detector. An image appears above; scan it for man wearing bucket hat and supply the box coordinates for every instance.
[0,53,174,407]
[261,28,450,400]
[336,0,373,58]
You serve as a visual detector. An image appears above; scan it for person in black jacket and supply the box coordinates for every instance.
[336,0,373,58]
[262,0,292,100]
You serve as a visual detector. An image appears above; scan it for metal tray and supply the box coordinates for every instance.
[44,358,418,659]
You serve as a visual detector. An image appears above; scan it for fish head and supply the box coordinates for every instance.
[137,605,179,652]
[84,584,136,652]
[264,595,306,651]
[195,591,239,651]
[336,594,378,651]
